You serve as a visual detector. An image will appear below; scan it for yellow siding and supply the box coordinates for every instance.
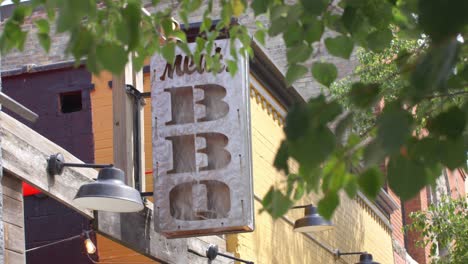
[225,79,394,264]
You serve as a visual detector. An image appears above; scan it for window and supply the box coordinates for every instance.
[59,90,82,113]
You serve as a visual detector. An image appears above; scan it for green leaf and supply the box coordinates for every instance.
[288,127,336,169]
[358,167,384,199]
[35,19,50,34]
[161,42,176,64]
[268,17,288,36]
[285,64,308,85]
[318,192,339,220]
[418,0,468,42]
[293,182,305,200]
[303,18,324,43]
[300,0,329,15]
[307,95,342,126]
[427,106,466,139]
[387,154,437,200]
[68,27,94,59]
[311,62,338,87]
[408,137,442,165]
[341,6,364,36]
[439,137,466,170]
[96,42,128,74]
[270,4,289,20]
[37,33,51,52]
[287,42,313,64]
[261,187,293,219]
[348,82,380,108]
[122,1,141,49]
[274,140,290,174]
[254,29,266,45]
[251,0,271,16]
[283,23,304,46]
[323,159,347,192]
[56,1,89,32]
[300,165,322,192]
[344,176,358,198]
[366,28,393,52]
[324,13,347,34]
[376,103,413,154]
[284,104,309,140]
[324,35,354,59]
[226,60,238,77]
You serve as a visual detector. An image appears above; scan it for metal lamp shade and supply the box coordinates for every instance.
[356,254,380,264]
[293,205,333,232]
[73,167,144,213]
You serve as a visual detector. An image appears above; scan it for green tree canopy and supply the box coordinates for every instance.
[1,0,468,219]
[407,196,468,264]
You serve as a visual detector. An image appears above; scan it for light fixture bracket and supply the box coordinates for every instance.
[47,153,113,176]
[206,245,254,264]
[47,153,65,175]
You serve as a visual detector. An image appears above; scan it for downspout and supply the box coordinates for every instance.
[125,84,150,192]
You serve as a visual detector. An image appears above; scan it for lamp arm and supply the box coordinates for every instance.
[47,153,113,176]
[335,250,367,257]
[291,205,309,209]
[217,252,254,264]
[61,162,113,169]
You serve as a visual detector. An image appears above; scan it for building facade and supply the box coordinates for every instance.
[1,2,466,264]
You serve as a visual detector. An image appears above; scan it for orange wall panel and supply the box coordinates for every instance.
[91,72,157,263]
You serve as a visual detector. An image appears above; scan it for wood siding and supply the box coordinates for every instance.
[2,173,25,264]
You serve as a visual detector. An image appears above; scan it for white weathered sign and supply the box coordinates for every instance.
[151,39,254,238]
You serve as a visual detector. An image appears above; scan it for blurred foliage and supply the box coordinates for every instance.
[1,0,468,219]
[406,196,468,263]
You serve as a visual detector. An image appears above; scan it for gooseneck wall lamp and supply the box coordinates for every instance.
[292,204,333,232]
[335,250,381,264]
[47,153,144,213]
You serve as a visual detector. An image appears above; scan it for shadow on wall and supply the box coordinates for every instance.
[238,198,366,264]
[270,197,366,264]
[327,196,366,264]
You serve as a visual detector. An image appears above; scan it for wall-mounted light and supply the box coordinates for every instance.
[292,204,333,232]
[206,245,254,264]
[83,231,96,254]
[47,153,144,213]
[335,250,380,264]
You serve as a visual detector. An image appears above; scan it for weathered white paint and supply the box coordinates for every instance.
[151,39,254,238]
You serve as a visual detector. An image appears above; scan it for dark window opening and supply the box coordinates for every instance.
[60,90,82,113]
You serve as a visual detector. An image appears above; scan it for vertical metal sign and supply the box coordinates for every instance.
[151,39,254,238]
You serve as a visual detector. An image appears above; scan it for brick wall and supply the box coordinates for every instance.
[404,188,431,264]
[0,7,70,72]
[386,188,409,264]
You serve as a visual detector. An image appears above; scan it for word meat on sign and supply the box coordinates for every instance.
[150,39,254,238]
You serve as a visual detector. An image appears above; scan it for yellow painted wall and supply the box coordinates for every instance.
[225,79,395,264]
[90,71,394,264]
